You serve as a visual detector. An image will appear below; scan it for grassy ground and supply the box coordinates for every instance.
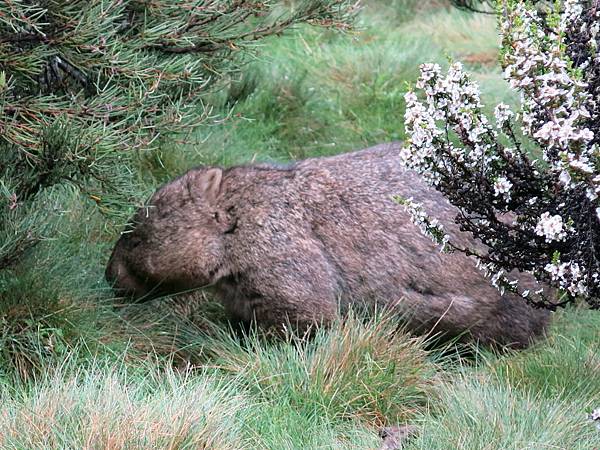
[1,0,600,448]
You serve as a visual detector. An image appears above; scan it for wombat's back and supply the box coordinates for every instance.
[291,142,549,347]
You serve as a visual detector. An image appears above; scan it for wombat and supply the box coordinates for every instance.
[106,142,549,348]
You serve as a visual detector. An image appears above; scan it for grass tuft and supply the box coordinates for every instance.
[0,356,250,449]
[408,373,600,449]
[209,312,437,426]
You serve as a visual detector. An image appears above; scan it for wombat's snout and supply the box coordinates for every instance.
[105,250,130,294]
[105,246,149,300]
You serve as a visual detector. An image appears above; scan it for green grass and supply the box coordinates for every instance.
[0,314,433,449]
[143,1,515,175]
[408,374,600,449]
[488,308,600,405]
[2,311,598,449]
[208,313,437,424]
[2,0,600,448]
[406,309,600,449]
[0,357,251,449]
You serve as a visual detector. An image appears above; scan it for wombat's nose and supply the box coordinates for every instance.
[105,249,134,294]
[105,250,154,300]
[105,258,118,286]
[106,260,138,297]
[105,255,124,289]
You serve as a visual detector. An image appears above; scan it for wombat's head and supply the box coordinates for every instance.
[106,167,235,301]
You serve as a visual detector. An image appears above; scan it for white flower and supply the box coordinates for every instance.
[416,63,441,89]
[399,146,412,165]
[493,176,513,199]
[558,170,572,186]
[544,259,588,296]
[398,197,449,249]
[535,212,567,242]
[567,153,595,173]
[589,407,600,425]
[494,103,513,128]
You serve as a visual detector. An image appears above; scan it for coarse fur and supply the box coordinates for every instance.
[106,142,549,348]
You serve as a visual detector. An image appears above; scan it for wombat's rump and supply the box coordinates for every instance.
[106,142,549,348]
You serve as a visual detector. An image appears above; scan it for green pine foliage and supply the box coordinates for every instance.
[0,0,355,268]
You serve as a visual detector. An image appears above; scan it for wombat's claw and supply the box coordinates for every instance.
[378,425,418,450]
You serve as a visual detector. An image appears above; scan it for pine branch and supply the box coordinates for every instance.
[0,0,356,271]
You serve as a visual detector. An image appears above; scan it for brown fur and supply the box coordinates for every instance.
[106,142,549,348]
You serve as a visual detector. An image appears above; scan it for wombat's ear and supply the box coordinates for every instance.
[189,168,223,205]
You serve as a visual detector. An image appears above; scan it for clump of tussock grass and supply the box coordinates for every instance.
[407,373,600,449]
[0,356,250,449]
[207,312,437,426]
[0,311,437,450]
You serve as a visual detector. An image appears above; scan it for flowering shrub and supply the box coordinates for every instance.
[400,0,600,309]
